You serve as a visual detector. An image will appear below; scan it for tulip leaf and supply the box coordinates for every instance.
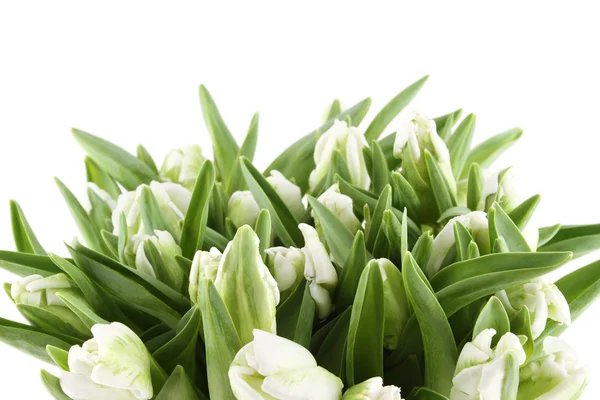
[55,178,107,254]
[56,291,107,329]
[10,200,45,255]
[265,97,372,192]
[461,127,523,179]
[424,151,456,216]
[537,224,561,247]
[241,157,303,247]
[180,160,215,259]
[437,206,470,223]
[409,387,450,400]
[199,280,241,400]
[403,253,457,396]
[447,113,476,178]
[538,223,600,258]
[390,171,420,218]
[382,210,403,265]
[136,144,159,175]
[41,370,71,400]
[507,194,541,231]
[254,209,272,262]
[226,113,260,194]
[335,231,368,310]
[370,141,389,195]
[307,196,357,266]
[412,232,433,270]
[384,355,423,396]
[364,75,429,142]
[434,109,464,139]
[454,222,474,262]
[315,306,352,379]
[346,262,384,386]
[84,157,121,199]
[466,163,483,211]
[17,303,89,340]
[0,317,80,363]
[198,85,239,180]
[156,365,203,400]
[276,280,316,349]
[472,296,510,346]
[325,99,343,120]
[138,185,172,236]
[204,227,229,252]
[366,185,392,250]
[489,203,532,252]
[46,345,70,370]
[72,128,158,190]
[0,251,62,277]
[511,306,534,359]
[100,230,118,258]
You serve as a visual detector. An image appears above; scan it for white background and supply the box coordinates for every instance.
[1,1,599,398]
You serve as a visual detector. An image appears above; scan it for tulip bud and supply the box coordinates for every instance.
[372,259,411,350]
[299,223,338,319]
[315,184,362,234]
[343,377,403,400]
[124,230,185,291]
[87,182,117,210]
[159,145,205,190]
[112,181,192,240]
[11,273,73,307]
[229,329,343,400]
[215,225,279,344]
[60,322,153,400]
[265,246,305,300]
[228,190,261,228]
[450,329,526,400]
[267,170,305,221]
[518,336,588,400]
[393,110,456,194]
[309,120,370,192]
[427,211,490,277]
[479,167,522,213]
[496,278,571,339]
[189,247,222,304]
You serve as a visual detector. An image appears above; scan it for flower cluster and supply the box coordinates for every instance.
[1,77,598,400]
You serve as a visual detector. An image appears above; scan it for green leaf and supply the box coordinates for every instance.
[472,296,510,347]
[538,224,600,258]
[72,128,158,190]
[276,280,316,348]
[382,210,403,265]
[138,185,172,236]
[264,97,372,192]
[46,345,70,370]
[364,75,429,142]
[390,171,421,218]
[447,113,476,177]
[508,194,541,230]
[241,157,303,247]
[204,227,229,252]
[254,209,272,262]
[366,185,392,250]
[17,302,88,339]
[335,231,368,310]
[384,355,423,396]
[370,141,389,195]
[346,262,384,386]
[511,306,534,359]
[412,232,433,270]
[537,224,561,247]
[226,112,260,194]
[56,291,108,329]
[489,203,532,252]
[466,163,483,211]
[154,307,201,377]
[198,85,239,180]
[409,387,450,400]
[434,109,463,138]
[315,306,352,379]
[437,206,470,223]
[156,365,203,400]
[180,160,215,259]
[0,251,61,277]
[325,99,343,121]
[10,200,45,255]
[41,370,71,400]
[462,127,523,179]
[84,157,121,199]
[403,253,457,396]
[55,177,107,254]
[136,144,159,175]
[199,280,241,400]
[307,196,357,266]
[454,222,474,262]
[424,151,456,215]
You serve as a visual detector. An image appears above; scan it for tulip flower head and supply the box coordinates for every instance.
[159,145,205,190]
[228,190,261,228]
[189,247,223,303]
[267,170,305,221]
[315,184,362,234]
[343,377,402,400]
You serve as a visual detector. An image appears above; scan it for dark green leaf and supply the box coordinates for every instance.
[424,151,456,215]
[472,296,509,347]
[366,185,392,250]
[10,200,45,255]
[409,387,450,400]
[276,280,315,348]
[156,365,203,400]
[538,224,600,258]
[454,222,474,262]
[489,203,531,252]
[315,306,352,379]
[447,113,476,177]
[335,231,368,310]
[0,251,61,277]
[508,195,541,230]
[154,307,201,376]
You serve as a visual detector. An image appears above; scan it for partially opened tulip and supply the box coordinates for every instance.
[159,145,205,190]
[267,170,305,221]
[265,246,305,300]
[229,329,343,400]
[315,184,362,234]
[188,247,222,303]
[343,377,403,400]
[228,190,261,228]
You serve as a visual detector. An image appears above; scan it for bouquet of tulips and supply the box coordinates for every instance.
[1,76,598,400]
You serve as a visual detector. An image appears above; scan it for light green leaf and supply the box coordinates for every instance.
[434,109,463,139]
[136,144,159,175]
[472,296,510,347]
[315,306,352,380]
[154,307,201,377]
[335,231,368,310]
[276,280,315,348]
[56,291,108,329]
[466,163,483,211]
[10,200,45,255]
[447,113,476,178]
[538,224,600,258]
[511,306,534,359]
[156,365,203,400]
[390,171,420,218]
[41,370,71,400]
[507,194,541,230]
[0,251,61,277]
[371,141,389,195]
[84,157,121,199]
[454,221,474,262]
[537,224,561,247]
[17,303,88,339]
[412,232,433,270]
[489,203,532,252]
[409,387,450,400]
[46,345,69,371]
[366,185,392,250]
[461,127,523,179]
[424,151,456,215]
[226,112,260,194]
[325,99,343,121]
[254,209,272,262]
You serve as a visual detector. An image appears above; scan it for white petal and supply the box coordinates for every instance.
[531,291,550,339]
[60,372,139,400]
[249,329,316,376]
[262,366,343,400]
[309,281,334,319]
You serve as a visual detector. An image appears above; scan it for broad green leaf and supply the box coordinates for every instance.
[366,185,392,250]
[198,85,239,180]
[511,306,534,359]
[276,280,315,348]
[489,203,532,252]
[254,209,272,262]
[136,144,159,175]
[10,200,45,255]
[241,157,303,247]
[335,231,368,310]
[154,307,201,377]
[72,128,158,190]
[538,223,600,258]
[226,112,260,194]
[371,141,389,195]
[466,163,483,211]
[17,303,88,339]
[264,97,372,192]
[156,365,203,400]
[180,160,215,259]
[437,206,470,223]
[88,190,113,234]
[538,224,561,247]
[310,310,346,354]
[447,113,476,177]
[315,306,352,379]
[84,157,121,199]
[508,194,541,230]
[307,196,357,266]
[205,227,229,252]
[0,251,61,277]
[412,232,433,271]
[403,253,457,396]
[461,127,523,178]
[56,291,108,329]
[199,280,241,400]
[454,222,474,262]
[346,262,384,386]
[46,345,69,370]
[41,370,71,400]
[472,296,509,346]
[424,151,456,215]
[364,75,429,142]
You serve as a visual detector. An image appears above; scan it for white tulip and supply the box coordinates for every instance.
[427,211,490,277]
[265,246,305,296]
[11,273,72,307]
[159,145,205,190]
[309,120,370,192]
[343,377,403,400]
[229,329,343,400]
[87,182,117,210]
[112,181,191,240]
[374,259,410,350]
[228,190,261,228]
[267,170,305,221]
[299,223,338,319]
[450,329,526,400]
[518,336,588,400]
[479,167,522,213]
[315,184,362,234]
[189,247,222,304]
[60,322,153,400]
[496,278,571,339]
